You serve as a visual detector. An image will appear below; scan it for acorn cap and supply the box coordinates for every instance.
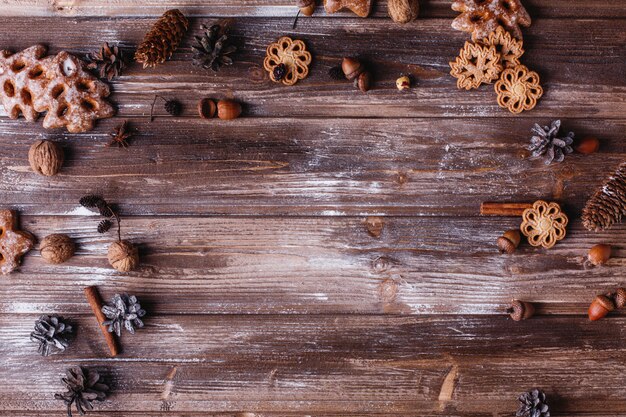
[497,230,521,254]
[341,57,363,81]
[594,294,615,311]
[614,288,626,309]
[507,300,534,321]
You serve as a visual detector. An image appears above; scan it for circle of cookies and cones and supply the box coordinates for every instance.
[479,26,524,69]
[449,41,502,90]
[0,210,35,275]
[0,45,115,133]
[264,37,312,86]
[451,0,531,40]
[521,200,568,249]
[324,0,372,17]
[495,64,543,113]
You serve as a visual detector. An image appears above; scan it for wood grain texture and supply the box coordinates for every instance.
[1,315,625,414]
[1,1,625,416]
[1,215,624,315]
[0,18,623,120]
[1,0,626,18]
[1,118,625,216]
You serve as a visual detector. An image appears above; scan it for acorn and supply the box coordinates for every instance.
[497,229,521,254]
[198,98,217,119]
[587,244,611,266]
[217,99,242,120]
[341,57,364,81]
[588,294,615,321]
[297,0,316,16]
[355,71,372,93]
[614,288,626,309]
[506,300,535,321]
[574,136,600,155]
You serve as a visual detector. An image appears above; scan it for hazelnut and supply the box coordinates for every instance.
[355,71,372,92]
[497,229,521,254]
[588,294,615,321]
[587,244,611,266]
[108,240,139,272]
[614,288,626,309]
[574,136,600,155]
[40,234,75,264]
[217,99,242,120]
[28,140,64,176]
[341,57,363,81]
[297,0,316,15]
[507,300,535,321]
[388,0,419,23]
[198,98,217,119]
[396,75,411,91]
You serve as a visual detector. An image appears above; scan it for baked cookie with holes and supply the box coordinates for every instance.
[0,210,35,275]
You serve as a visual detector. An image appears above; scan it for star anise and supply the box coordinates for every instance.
[109,121,132,148]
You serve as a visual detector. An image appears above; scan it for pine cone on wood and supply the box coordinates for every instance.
[55,366,108,417]
[86,43,126,81]
[192,22,237,72]
[516,389,550,417]
[30,315,73,356]
[582,162,626,231]
[528,120,574,165]
[135,9,189,68]
[101,293,146,336]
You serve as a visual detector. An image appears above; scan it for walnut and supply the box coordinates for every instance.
[108,240,139,272]
[388,0,419,23]
[40,234,75,264]
[28,140,64,176]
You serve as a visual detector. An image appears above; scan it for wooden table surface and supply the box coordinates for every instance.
[1,1,625,416]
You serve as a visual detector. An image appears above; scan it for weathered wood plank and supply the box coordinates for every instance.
[1,315,625,414]
[0,350,623,414]
[1,215,624,314]
[1,118,624,216]
[0,18,623,119]
[1,0,625,18]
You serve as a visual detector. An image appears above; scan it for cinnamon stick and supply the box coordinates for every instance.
[480,202,533,216]
[84,285,120,357]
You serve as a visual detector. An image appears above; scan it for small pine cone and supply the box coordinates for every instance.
[582,162,626,231]
[135,9,189,68]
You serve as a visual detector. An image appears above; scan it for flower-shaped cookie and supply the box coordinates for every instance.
[495,64,543,113]
[520,200,568,249]
[263,37,312,86]
[480,26,524,69]
[0,209,35,274]
[450,41,502,90]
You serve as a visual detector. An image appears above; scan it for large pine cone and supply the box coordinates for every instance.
[135,9,189,68]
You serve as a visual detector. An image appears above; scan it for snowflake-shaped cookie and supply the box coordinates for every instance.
[479,26,524,69]
[449,41,502,90]
[452,0,532,40]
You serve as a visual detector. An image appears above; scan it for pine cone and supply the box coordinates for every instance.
[30,315,73,356]
[582,162,626,231]
[86,42,125,81]
[192,22,237,72]
[55,366,108,417]
[528,120,574,165]
[101,293,146,336]
[135,9,189,68]
[517,389,550,417]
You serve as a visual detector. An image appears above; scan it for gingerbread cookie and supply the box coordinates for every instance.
[520,200,568,249]
[0,45,115,133]
[264,37,312,86]
[480,26,524,69]
[495,64,543,113]
[449,41,502,90]
[451,0,531,40]
[324,0,372,17]
[0,210,35,275]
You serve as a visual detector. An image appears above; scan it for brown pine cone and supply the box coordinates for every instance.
[582,162,626,231]
[135,9,189,68]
